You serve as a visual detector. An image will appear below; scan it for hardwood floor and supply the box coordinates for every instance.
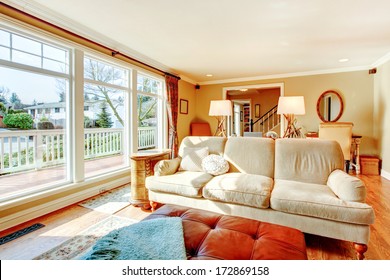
[0,174,389,260]
[305,174,390,260]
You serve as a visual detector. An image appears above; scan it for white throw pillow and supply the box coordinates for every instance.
[179,147,209,172]
[202,154,229,175]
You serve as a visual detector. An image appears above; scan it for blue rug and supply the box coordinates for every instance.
[80,217,186,260]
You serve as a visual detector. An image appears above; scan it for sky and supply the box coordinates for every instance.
[0,66,61,104]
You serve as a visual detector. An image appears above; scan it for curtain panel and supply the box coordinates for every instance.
[165,75,180,158]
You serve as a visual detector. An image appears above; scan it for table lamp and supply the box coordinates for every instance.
[277,96,305,138]
[209,100,232,137]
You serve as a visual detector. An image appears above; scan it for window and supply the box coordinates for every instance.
[0,29,69,74]
[83,56,128,178]
[137,74,164,151]
[0,22,167,204]
[0,27,71,201]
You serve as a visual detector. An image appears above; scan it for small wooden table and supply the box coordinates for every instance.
[130,149,170,209]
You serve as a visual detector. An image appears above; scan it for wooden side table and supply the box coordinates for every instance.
[130,149,170,209]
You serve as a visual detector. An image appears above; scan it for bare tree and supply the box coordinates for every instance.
[55,58,158,127]
[84,58,124,126]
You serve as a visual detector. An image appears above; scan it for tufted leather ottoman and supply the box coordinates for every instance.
[144,204,307,260]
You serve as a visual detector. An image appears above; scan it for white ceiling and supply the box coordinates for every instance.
[4,0,390,84]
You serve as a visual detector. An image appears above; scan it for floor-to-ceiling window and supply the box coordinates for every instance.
[0,21,167,203]
[83,56,128,178]
[137,73,164,151]
[0,26,71,200]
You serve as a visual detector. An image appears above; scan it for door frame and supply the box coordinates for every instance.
[222,83,285,136]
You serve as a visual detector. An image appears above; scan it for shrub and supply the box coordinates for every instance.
[37,121,54,130]
[3,113,33,130]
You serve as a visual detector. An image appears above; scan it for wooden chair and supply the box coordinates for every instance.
[319,122,353,171]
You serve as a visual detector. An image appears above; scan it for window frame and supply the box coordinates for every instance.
[0,19,168,205]
[0,23,74,201]
[136,71,166,151]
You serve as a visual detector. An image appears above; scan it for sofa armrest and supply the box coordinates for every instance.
[327,169,366,202]
[154,157,181,176]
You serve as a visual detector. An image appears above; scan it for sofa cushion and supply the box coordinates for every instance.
[275,138,344,185]
[202,154,229,175]
[270,179,375,225]
[146,171,213,198]
[327,170,366,202]
[179,136,227,157]
[202,173,273,208]
[224,137,274,177]
[154,157,181,176]
[179,147,209,172]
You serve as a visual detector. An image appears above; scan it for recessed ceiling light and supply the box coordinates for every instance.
[239,89,248,92]
[206,74,213,77]
[339,58,349,63]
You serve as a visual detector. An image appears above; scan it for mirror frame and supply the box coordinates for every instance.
[316,90,344,122]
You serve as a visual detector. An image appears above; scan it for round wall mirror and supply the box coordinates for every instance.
[316,90,344,122]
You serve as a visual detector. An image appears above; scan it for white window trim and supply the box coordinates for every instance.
[0,17,168,205]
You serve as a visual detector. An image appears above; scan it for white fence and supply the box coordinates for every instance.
[0,127,156,175]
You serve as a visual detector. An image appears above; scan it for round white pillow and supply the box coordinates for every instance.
[201,154,229,175]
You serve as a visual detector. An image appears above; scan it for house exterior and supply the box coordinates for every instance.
[25,101,124,128]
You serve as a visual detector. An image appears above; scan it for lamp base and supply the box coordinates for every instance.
[283,114,302,138]
[214,116,227,137]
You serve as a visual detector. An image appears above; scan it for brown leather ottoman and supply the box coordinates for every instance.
[144,204,307,260]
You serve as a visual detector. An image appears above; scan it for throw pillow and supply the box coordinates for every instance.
[179,147,209,172]
[202,154,229,175]
[154,157,181,176]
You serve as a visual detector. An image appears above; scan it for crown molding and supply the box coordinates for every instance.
[179,74,197,85]
[371,51,390,68]
[198,65,370,85]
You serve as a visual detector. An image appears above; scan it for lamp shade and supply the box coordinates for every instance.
[277,96,305,115]
[209,100,233,116]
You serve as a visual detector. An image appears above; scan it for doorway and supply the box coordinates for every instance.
[232,100,250,136]
[223,83,284,137]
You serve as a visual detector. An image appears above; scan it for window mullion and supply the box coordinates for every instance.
[0,59,69,79]
[72,49,85,183]
[130,70,138,154]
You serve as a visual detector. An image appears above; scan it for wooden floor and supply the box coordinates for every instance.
[0,174,389,260]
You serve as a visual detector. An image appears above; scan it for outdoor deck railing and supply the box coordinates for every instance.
[0,127,156,175]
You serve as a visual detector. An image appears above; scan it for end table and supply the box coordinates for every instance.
[130,149,171,209]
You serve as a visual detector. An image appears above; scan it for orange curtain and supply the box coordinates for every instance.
[165,75,180,158]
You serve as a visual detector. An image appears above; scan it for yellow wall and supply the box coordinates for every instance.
[195,70,376,155]
[374,60,390,174]
[177,80,197,143]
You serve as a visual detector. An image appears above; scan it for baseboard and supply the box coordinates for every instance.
[0,177,130,232]
[381,169,390,180]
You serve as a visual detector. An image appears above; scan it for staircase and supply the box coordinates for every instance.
[250,105,280,135]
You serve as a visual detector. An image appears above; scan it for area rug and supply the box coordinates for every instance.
[34,215,137,260]
[78,184,131,214]
[79,217,187,260]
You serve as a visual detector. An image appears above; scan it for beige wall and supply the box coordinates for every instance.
[374,60,390,174]
[177,80,197,143]
[195,70,376,155]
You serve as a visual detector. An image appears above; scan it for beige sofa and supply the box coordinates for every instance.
[145,136,375,259]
